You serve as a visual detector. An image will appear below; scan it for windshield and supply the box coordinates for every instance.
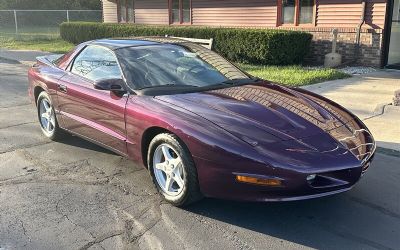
[116,43,250,90]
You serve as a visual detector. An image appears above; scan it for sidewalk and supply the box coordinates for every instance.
[1,48,399,151]
[304,71,400,151]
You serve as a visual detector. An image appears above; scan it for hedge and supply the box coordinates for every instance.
[60,22,312,65]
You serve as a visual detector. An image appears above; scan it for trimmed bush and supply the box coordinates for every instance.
[60,22,312,65]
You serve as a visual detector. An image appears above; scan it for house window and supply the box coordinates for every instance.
[171,0,191,24]
[281,0,314,25]
[299,0,313,24]
[119,0,134,23]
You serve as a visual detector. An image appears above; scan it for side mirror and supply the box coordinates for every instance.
[94,78,126,94]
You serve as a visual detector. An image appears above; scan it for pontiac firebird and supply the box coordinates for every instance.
[28,37,376,206]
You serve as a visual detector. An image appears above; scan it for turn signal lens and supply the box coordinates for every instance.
[236,175,282,186]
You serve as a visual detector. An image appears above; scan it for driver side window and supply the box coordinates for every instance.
[71,45,122,82]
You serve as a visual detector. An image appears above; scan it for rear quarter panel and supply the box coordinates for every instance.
[28,61,67,109]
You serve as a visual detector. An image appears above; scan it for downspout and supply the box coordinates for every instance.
[355,0,367,63]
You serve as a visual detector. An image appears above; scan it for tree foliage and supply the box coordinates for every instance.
[0,0,101,10]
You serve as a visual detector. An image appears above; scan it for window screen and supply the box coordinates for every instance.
[182,0,190,23]
[171,0,180,23]
[299,0,313,24]
[282,0,295,24]
[119,0,126,22]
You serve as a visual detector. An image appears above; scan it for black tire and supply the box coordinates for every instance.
[36,91,65,141]
[147,133,203,207]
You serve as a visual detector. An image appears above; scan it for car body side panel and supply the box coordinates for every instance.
[28,62,66,109]
[124,95,266,195]
[57,72,128,155]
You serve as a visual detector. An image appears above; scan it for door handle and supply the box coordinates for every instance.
[58,84,67,93]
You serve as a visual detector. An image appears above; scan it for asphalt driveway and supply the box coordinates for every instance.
[0,58,399,250]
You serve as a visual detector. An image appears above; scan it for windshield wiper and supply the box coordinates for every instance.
[137,83,199,90]
[251,76,263,82]
[219,78,260,85]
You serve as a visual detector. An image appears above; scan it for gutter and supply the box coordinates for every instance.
[355,0,367,62]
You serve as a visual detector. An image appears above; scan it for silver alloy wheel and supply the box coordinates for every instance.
[39,98,55,134]
[153,143,185,196]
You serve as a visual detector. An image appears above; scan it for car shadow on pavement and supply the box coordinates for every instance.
[185,153,399,249]
[59,134,118,155]
[185,195,393,249]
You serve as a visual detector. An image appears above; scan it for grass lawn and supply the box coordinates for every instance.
[239,64,350,87]
[0,37,351,86]
[0,37,74,54]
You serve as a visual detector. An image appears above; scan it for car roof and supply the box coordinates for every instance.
[90,37,188,50]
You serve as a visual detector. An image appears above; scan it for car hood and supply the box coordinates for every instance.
[156,82,354,144]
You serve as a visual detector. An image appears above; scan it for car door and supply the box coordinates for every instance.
[57,45,129,156]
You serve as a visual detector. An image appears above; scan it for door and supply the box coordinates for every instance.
[57,45,129,155]
[387,0,400,68]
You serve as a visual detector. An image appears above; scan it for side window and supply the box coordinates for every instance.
[71,46,122,82]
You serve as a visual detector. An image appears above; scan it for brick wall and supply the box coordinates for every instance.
[307,29,383,67]
[229,26,384,67]
[278,27,384,67]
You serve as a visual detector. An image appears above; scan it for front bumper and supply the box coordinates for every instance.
[194,148,374,202]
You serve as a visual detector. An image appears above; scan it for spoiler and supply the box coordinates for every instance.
[35,54,64,66]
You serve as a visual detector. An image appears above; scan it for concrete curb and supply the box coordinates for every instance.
[0,55,22,65]
[0,48,49,66]
[0,55,35,66]
[376,147,400,158]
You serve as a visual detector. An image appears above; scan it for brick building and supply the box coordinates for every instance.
[101,0,400,68]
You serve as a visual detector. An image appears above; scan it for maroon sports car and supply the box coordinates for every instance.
[28,37,375,206]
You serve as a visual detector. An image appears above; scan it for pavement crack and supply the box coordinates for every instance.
[363,103,391,121]
[122,200,163,244]
[0,173,35,184]
[79,230,125,250]
[130,218,161,244]
[0,178,112,187]
[19,219,31,243]
[0,141,53,155]
[192,213,255,250]
[0,103,31,109]
[321,224,395,250]
[53,189,97,244]
[0,121,36,130]
[55,190,81,229]
[349,196,400,220]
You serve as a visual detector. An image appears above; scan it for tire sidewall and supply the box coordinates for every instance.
[148,134,191,205]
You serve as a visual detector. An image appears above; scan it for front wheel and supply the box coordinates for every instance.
[148,133,203,207]
[36,91,65,140]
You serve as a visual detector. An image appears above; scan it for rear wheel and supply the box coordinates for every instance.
[36,91,65,140]
[148,133,203,206]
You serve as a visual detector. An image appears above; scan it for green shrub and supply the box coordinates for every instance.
[60,22,312,65]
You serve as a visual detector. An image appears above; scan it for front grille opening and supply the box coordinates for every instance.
[308,175,349,189]
[362,162,371,175]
